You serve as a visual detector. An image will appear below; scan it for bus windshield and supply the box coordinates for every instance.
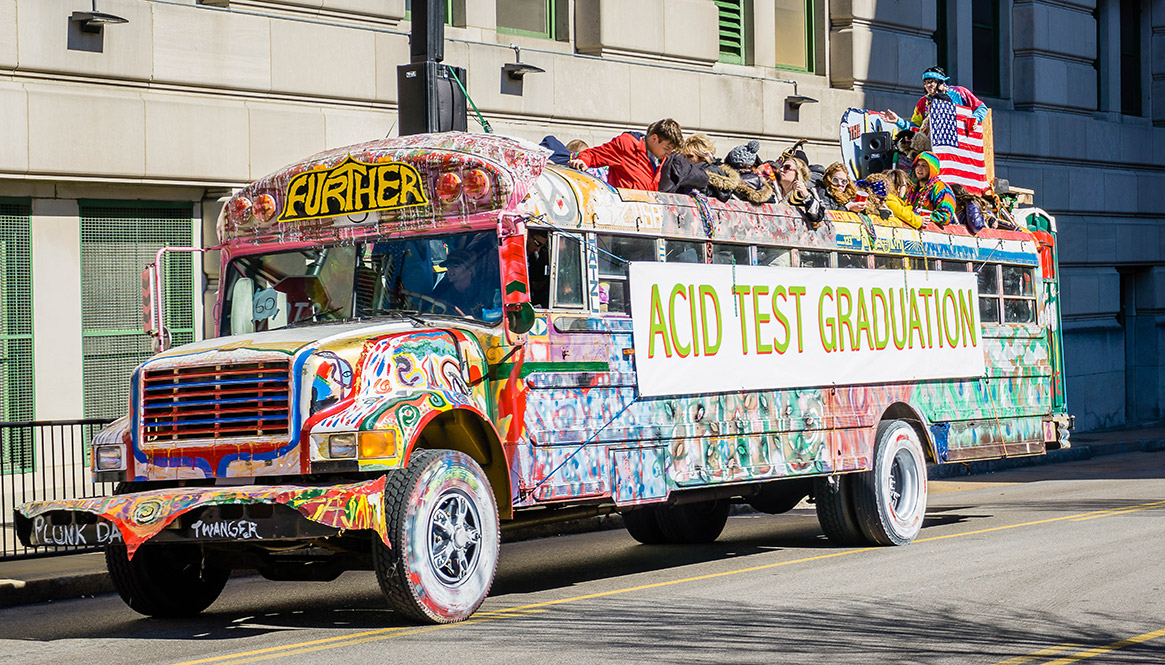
[222,230,502,335]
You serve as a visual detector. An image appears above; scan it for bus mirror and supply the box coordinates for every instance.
[141,266,157,336]
[506,302,535,335]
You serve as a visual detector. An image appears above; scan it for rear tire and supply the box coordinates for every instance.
[814,475,869,546]
[373,449,500,624]
[623,500,731,544]
[621,507,668,544]
[853,420,928,545]
[105,543,229,617]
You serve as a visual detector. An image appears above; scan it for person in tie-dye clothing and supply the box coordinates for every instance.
[906,152,957,227]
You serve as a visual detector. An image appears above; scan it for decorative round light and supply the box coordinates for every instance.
[229,196,253,221]
[252,194,277,222]
[463,169,492,201]
[436,172,463,204]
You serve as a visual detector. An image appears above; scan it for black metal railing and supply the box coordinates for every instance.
[0,419,116,559]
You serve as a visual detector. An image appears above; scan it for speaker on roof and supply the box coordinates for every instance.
[861,131,892,155]
[397,62,468,136]
[857,131,893,178]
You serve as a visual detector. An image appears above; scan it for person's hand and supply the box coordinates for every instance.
[794,182,809,198]
[883,110,899,123]
[568,158,586,170]
[845,201,864,212]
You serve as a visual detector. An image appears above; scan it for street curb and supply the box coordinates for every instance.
[2,441,1161,610]
[0,572,113,609]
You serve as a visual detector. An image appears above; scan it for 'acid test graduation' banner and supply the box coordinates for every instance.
[628,262,986,398]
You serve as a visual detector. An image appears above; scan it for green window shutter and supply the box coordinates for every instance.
[0,199,34,474]
[716,0,745,64]
[79,202,195,420]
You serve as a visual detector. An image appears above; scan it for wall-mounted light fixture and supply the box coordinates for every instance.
[503,44,544,80]
[775,78,818,110]
[70,1,128,34]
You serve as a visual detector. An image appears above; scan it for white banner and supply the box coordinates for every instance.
[629,262,986,397]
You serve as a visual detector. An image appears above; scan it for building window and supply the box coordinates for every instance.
[971,0,1001,98]
[716,0,746,64]
[0,199,33,473]
[404,0,454,25]
[774,0,815,72]
[80,202,195,420]
[497,0,555,40]
[935,0,950,74]
[1119,0,1142,116]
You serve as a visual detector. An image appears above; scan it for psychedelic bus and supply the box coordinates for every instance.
[16,132,1070,624]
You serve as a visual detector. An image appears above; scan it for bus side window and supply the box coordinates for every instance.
[1001,265,1036,323]
[978,264,1001,323]
[940,260,969,271]
[906,257,936,270]
[874,255,903,270]
[597,234,655,314]
[711,243,749,265]
[757,247,791,266]
[665,239,703,263]
[553,233,585,308]
[837,252,868,269]
[799,250,830,268]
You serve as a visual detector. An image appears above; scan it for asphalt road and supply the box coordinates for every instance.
[0,451,1162,665]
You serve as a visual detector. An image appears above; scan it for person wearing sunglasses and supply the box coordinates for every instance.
[816,162,867,214]
[772,142,824,228]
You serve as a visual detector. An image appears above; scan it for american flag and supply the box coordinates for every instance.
[928,97,987,194]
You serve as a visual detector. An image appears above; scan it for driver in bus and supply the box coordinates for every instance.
[432,248,492,317]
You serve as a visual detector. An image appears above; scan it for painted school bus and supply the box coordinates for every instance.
[16,132,1069,624]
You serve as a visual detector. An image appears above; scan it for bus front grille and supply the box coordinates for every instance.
[141,361,292,442]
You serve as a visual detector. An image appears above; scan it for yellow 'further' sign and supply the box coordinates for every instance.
[279,156,429,223]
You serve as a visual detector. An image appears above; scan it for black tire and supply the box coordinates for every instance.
[747,478,812,514]
[105,542,229,617]
[655,500,731,544]
[621,507,668,544]
[814,474,869,546]
[373,449,500,624]
[853,420,929,546]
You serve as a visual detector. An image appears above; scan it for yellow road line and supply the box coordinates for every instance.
[174,497,1165,665]
[990,642,1082,665]
[1068,499,1165,522]
[1041,627,1165,664]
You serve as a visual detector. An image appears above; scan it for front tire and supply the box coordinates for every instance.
[853,420,928,545]
[105,543,229,617]
[373,449,500,624]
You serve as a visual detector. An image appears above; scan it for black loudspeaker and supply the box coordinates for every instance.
[857,131,893,178]
[397,62,468,136]
[861,131,892,155]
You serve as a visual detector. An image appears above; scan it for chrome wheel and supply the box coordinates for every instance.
[428,491,482,586]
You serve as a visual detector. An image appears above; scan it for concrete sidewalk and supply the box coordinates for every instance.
[2,426,1163,610]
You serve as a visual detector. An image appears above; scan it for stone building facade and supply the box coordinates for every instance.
[1,0,1162,431]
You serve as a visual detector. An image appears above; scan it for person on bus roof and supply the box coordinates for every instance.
[721,140,775,204]
[772,142,824,228]
[883,66,988,133]
[906,152,957,227]
[568,119,684,190]
[816,162,866,213]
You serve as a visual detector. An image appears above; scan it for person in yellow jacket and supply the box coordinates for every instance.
[870,169,926,229]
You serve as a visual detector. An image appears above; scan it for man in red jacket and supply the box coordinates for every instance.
[568,118,684,190]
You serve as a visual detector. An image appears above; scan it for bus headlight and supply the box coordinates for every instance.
[327,433,357,458]
[95,445,125,471]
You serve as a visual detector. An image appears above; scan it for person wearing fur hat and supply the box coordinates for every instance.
[772,146,824,227]
[906,152,957,227]
[816,162,866,213]
[884,66,988,132]
[718,140,775,204]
